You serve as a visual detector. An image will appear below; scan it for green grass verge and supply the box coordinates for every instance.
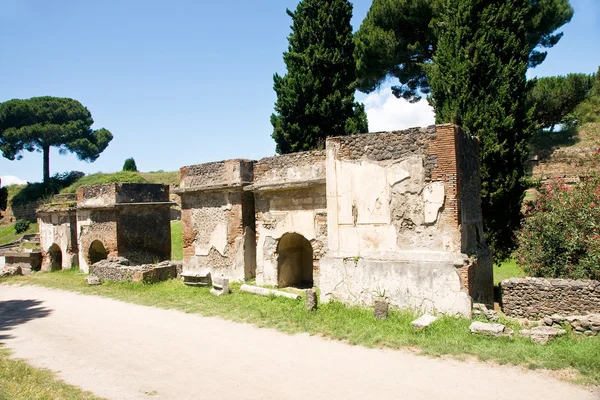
[493,259,527,286]
[3,270,600,385]
[171,220,182,261]
[0,345,104,400]
[0,223,39,246]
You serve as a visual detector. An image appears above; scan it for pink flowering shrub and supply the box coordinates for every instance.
[514,176,600,280]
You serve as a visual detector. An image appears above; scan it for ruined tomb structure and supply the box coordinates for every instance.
[176,159,257,282]
[76,183,173,273]
[319,124,492,316]
[37,194,79,271]
[247,151,327,288]
[179,124,492,316]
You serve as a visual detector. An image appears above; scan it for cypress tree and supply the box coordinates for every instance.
[427,0,533,259]
[271,0,368,154]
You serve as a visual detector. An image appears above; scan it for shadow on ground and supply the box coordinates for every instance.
[0,299,53,340]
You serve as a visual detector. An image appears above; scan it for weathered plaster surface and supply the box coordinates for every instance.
[320,125,491,315]
[181,190,255,281]
[319,257,472,316]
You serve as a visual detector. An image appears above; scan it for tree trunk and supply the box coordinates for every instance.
[43,145,50,185]
[549,124,555,133]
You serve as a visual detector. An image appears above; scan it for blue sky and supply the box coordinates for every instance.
[1,0,599,185]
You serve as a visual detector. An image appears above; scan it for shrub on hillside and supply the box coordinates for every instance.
[14,219,31,234]
[514,176,600,280]
[10,171,84,206]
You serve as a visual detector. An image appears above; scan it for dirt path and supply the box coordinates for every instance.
[0,285,597,400]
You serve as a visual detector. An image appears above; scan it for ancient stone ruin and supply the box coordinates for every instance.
[180,124,493,316]
[37,183,173,274]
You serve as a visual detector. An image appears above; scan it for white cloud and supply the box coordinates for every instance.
[0,175,27,187]
[361,88,435,132]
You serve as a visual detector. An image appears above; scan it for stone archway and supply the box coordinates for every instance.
[276,233,313,288]
[48,244,62,271]
[88,240,108,265]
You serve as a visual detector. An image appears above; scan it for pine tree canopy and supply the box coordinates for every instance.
[355,0,574,101]
[0,96,113,184]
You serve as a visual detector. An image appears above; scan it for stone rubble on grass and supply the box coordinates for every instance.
[210,277,230,296]
[411,314,438,329]
[469,321,514,338]
[0,265,22,278]
[240,284,300,300]
[519,326,566,345]
[85,275,101,285]
[541,314,600,337]
[472,303,499,322]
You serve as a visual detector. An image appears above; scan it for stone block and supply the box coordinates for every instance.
[210,277,230,296]
[306,289,318,311]
[182,269,212,287]
[519,326,566,345]
[469,321,513,338]
[240,284,300,300]
[86,275,101,285]
[411,314,438,329]
[373,299,389,320]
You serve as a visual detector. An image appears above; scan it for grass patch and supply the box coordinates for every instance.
[60,170,179,194]
[3,270,600,385]
[494,259,527,286]
[0,223,39,246]
[60,172,147,193]
[141,171,179,186]
[171,220,182,261]
[0,345,104,400]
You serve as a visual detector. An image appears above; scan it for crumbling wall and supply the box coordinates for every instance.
[38,210,78,270]
[181,191,255,280]
[179,159,256,281]
[77,183,173,273]
[324,125,461,259]
[251,151,327,287]
[320,124,490,316]
[37,194,79,271]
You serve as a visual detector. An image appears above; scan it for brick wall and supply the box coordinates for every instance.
[428,124,459,227]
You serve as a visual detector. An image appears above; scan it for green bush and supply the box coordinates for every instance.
[14,219,31,234]
[514,176,600,280]
[122,157,138,172]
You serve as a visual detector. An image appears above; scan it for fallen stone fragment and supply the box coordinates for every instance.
[240,284,300,300]
[0,265,22,277]
[469,321,514,338]
[210,277,230,296]
[519,326,566,345]
[86,275,101,285]
[411,314,438,329]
